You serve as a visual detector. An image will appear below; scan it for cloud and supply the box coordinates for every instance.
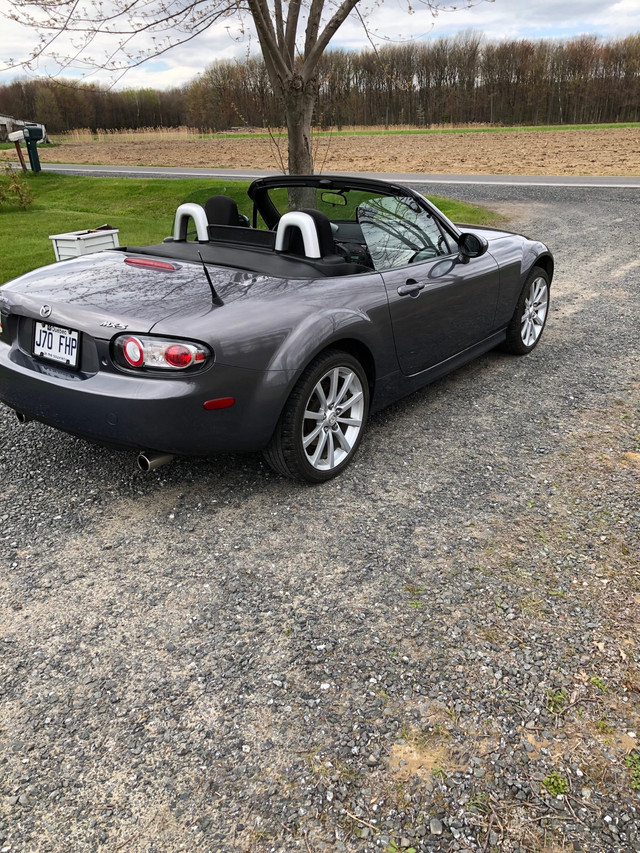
[1,0,639,91]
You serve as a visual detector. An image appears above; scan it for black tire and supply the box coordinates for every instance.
[501,266,550,355]
[264,349,370,483]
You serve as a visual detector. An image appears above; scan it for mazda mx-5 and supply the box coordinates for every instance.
[0,175,553,482]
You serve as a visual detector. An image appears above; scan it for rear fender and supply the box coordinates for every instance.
[266,307,395,396]
[268,309,370,372]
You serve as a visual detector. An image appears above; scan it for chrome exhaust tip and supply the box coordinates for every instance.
[137,451,174,473]
[15,411,31,424]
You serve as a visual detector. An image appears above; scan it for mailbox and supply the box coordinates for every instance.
[7,123,44,173]
[23,125,44,141]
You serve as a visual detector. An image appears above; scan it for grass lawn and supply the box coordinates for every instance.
[0,173,501,284]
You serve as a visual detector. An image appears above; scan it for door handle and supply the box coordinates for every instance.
[397,280,425,297]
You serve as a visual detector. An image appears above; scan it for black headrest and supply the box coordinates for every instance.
[298,208,336,258]
[204,195,241,226]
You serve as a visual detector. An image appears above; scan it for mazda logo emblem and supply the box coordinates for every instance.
[40,305,52,318]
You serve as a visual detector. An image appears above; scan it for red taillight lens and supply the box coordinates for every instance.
[123,336,144,367]
[113,335,211,371]
[164,344,193,368]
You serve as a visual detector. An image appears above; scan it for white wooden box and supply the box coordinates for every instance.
[49,227,120,261]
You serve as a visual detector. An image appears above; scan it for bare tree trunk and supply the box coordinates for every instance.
[283,73,317,174]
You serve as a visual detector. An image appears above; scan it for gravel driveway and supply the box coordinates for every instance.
[1,184,638,853]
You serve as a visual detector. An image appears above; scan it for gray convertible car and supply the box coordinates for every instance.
[0,175,553,482]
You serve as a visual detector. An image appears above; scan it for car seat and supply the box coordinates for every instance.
[204,195,250,227]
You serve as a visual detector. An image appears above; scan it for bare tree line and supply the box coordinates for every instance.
[2,33,639,134]
[0,81,186,134]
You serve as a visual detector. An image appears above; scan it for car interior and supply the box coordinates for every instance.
[119,180,458,278]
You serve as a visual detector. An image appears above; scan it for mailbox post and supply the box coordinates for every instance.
[23,125,43,173]
[8,125,43,173]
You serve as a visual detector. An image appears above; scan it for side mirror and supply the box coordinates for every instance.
[457,232,489,263]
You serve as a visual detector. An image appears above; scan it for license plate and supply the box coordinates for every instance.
[33,321,80,368]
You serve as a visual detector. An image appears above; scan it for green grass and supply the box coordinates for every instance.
[542,771,569,796]
[626,751,640,791]
[0,174,252,283]
[0,173,499,284]
[186,121,640,140]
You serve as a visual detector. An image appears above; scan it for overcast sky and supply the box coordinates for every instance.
[1,0,640,91]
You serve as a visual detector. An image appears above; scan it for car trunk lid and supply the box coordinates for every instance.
[3,250,218,336]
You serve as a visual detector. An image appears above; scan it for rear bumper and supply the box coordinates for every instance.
[0,339,292,455]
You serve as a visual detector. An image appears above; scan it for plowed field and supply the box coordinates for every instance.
[3,126,639,175]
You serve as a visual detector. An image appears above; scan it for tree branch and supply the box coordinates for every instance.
[302,0,361,78]
[273,0,285,55]
[246,0,290,84]
[283,0,302,66]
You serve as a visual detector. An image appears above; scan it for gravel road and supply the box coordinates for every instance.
[1,184,639,853]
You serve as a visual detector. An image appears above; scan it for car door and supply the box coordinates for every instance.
[356,194,500,377]
[381,251,500,376]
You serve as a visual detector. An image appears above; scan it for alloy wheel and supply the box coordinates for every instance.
[521,275,549,347]
[301,366,365,471]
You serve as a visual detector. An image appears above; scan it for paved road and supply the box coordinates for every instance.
[41,161,640,188]
[1,180,639,852]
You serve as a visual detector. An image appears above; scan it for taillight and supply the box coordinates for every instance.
[165,344,195,368]
[124,257,178,271]
[113,334,211,371]
[123,336,144,367]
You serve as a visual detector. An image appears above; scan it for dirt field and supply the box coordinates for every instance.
[3,126,640,175]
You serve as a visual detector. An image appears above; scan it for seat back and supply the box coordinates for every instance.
[204,195,248,227]
[275,209,336,259]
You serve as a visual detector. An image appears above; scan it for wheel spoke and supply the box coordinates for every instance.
[532,280,547,304]
[326,430,336,468]
[327,368,340,406]
[340,389,363,411]
[334,371,354,406]
[336,416,361,427]
[334,427,353,454]
[533,302,547,319]
[311,429,328,466]
[304,409,324,421]
[303,423,324,448]
[313,380,328,410]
